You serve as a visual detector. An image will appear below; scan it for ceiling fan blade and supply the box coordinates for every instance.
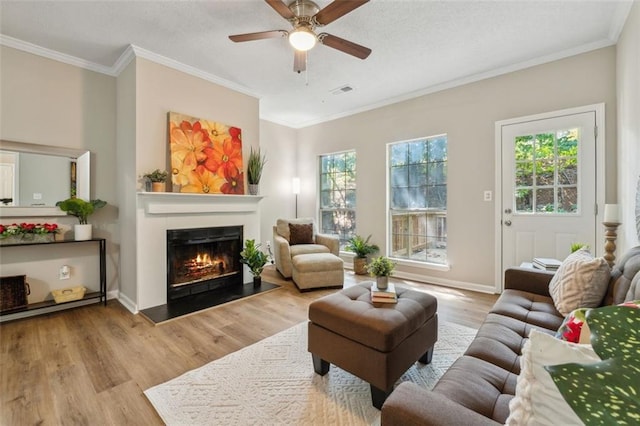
[293,50,307,73]
[314,0,369,26]
[229,30,287,42]
[319,33,371,59]
[265,0,295,20]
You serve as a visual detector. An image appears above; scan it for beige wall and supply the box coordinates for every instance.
[258,120,298,246]
[617,2,640,252]
[0,46,119,297]
[296,47,617,292]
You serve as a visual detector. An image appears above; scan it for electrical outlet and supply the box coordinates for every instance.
[59,265,70,280]
[33,193,42,200]
[484,190,492,201]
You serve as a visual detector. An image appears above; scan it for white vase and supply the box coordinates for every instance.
[74,224,92,241]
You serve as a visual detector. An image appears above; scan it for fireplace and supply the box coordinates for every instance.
[166,226,243,301]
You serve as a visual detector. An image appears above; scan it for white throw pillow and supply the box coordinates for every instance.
[505,329,600,426]
[548,248,610,315]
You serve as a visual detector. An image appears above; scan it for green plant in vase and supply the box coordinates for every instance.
[345,234,379,275]
[56,198,106,241]
[367,256,396,290]
[247,147,266,195]
[143,169,169,192]
[240,239,269,286]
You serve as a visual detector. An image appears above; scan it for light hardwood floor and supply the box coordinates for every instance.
[0,266,498,425]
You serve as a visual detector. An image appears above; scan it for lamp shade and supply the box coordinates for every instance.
[292,177,301,195]
[289,27,316,51]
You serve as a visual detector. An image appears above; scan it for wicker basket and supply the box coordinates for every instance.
[52,286,86,304]
[0,275,30,312]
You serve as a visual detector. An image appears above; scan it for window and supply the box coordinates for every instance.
[389,135,447,265]
[319,151,356,247]
[514,129,578,214]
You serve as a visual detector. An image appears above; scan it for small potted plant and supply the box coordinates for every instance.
[240,239,269,287]
[143,169,169,192]
[345,234,379,275]
[367,256,396,290]
[246,147,266,195]
[56,198,106,241]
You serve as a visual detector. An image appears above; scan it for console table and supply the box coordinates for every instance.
[0,238,106,323]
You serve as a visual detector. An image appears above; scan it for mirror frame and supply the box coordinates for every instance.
[0,140,90,217]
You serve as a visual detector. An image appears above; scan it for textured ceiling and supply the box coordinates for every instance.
[0,1,633,128]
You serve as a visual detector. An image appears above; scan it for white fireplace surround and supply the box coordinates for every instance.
[135,193,262,311]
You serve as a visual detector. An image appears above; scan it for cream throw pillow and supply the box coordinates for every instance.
[505,329,600,426]
[548,248,610,316]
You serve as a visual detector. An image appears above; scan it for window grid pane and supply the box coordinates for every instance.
[389,136,447,265]
[514,127,579,214]
[319,151,356,247]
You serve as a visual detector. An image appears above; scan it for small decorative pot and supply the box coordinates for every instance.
[248,184,259,195]
[353,257,368,275]
[152,182,166,192]
[253,275,262,287]
[376,276,389,290]
[74,224,92,241]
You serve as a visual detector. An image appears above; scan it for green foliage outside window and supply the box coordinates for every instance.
[319,151,356,246]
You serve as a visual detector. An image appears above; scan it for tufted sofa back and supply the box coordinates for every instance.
[605,246,640,305]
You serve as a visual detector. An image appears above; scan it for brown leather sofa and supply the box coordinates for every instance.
[381,247,640,425]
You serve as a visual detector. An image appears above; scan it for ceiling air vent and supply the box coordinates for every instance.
[330,85,354,95]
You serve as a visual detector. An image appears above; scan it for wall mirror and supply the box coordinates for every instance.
[0,140,90,217]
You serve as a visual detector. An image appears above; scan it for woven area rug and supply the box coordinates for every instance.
[145,321,477,425]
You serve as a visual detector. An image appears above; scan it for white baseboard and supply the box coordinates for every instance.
[117,292,138,314]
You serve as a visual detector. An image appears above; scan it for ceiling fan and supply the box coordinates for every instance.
[229,0,371,73]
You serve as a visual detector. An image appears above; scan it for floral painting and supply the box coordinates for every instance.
[169,112,244,195]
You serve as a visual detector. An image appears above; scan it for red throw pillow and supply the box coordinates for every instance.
[289,223,313,245]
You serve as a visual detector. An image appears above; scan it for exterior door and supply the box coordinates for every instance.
[500,108,599,285]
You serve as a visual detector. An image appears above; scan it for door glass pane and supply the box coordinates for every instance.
[516,189,533,212]
[557,158,577,185]
[536,188,555,212]
[515,135,534,161]
[535,159,554,186]
[516,162,533,186]
[558,187,578,213]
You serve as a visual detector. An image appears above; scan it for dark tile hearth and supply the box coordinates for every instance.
[140,281,280,324]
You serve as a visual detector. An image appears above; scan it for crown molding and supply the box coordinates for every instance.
[128,45,260,99]
[0,34,117,76]
[0,35,261,100]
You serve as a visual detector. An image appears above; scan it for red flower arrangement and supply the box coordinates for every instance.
[0,223,59,238]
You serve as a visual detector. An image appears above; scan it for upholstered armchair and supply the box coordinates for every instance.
[272,218,340,279]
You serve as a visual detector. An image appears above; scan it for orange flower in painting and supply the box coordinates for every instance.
[202,138,243,178]
[199,120,230,146]
[229,127,242,149]
[181,167,225,194]
[171,151,197,186]
[220,166,245,195]
[170,120,210,166]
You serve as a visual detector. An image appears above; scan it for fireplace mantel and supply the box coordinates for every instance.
[138,192,263,214]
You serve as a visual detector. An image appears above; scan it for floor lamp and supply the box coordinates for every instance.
[292,177,300,218]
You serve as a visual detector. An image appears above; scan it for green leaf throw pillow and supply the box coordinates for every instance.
[545,305,640,425]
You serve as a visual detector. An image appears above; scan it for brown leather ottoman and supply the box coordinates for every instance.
[308,282,438,409]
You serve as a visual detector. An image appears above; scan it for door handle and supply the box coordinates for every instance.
[504,220,512,226]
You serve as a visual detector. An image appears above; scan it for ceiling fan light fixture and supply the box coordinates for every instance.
[289,26,316,51]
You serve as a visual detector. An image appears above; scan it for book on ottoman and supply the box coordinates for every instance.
[371,283,397,304]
